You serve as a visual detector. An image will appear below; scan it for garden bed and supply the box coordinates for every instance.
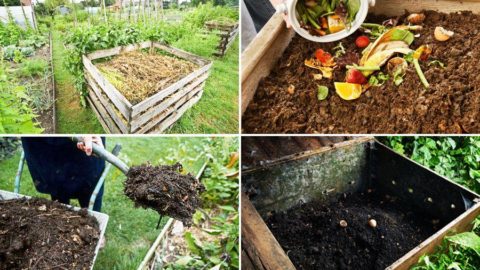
[0,191,108,270]
[242,4,480,134]
[241,138,480,269]
[205,20,239,57]
[83,41,212,134]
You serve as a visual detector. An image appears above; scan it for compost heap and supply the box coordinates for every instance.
[266,191,439,270]
[243,10,480,134]
[0,198,100,270]
[124,163,205,226]
[97,50,198,105]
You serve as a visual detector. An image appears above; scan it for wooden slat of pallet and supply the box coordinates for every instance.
[241,14,294,115]
[389,202,480,270]
[86,94,122,134]
[83,55,132,120]
[85,73,129,133]
[371,0,480,16]
[130,71,209,131]
[145,89,204,134]
[136,83,204,134]
[152,42,210,66]
[241,193,296,270]
[87,41,152,60]
[131,62,211,116]
[241,250,257,270]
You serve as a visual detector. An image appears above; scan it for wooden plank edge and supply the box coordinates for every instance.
[85,73,129,133]
[130,72,209,130]
[82,55,132,119]
[241,193,296,270]
[243,137,373,175]
[136,84,204,134]
[388,202,480,270]
[137,218,175,270]
[131,63,212,116]
[152,42,211,66]
[86,95,115,134]
[147,92,203,134]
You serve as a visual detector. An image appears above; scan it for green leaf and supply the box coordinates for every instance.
[209,265,221,270]
[447,232,480,253]
[175,255,194,266]
[390,29,415,45]
[346,0,361,22]
[317,85,329,101]
[184,232,201,255]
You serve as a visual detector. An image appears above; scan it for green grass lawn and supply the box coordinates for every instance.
[0,137,227,269]
[52,30,104,134]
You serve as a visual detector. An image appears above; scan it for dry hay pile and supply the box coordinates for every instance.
[97,50,198,105]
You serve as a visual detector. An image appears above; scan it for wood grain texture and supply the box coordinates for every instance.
[241,193,296,270]
[241,13,294,115]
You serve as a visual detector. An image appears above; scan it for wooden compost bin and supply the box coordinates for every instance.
[241,137,480,270]
[83,41,212,134]
[241,0,480,115]
[205,21,239,57]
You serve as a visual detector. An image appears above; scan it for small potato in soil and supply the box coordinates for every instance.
[124,163,205,226]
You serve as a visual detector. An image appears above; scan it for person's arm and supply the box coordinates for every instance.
[76,136,104,156]
[270,0,291,28]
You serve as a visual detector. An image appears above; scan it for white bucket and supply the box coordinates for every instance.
[276,0,376,42]
[0,190,109,270]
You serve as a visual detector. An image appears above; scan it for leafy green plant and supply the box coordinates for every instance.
[411,217,480,270]
[159,137,239,269]
[383,137,480,194]
[17,59,48,77]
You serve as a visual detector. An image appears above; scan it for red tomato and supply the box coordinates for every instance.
[355,36,371,48]
[315,49,333,64]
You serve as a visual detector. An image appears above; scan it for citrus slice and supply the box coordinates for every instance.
[334,82,362,100]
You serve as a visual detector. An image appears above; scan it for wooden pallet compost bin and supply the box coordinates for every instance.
[241,137,480,270]
[205,21,239,57]
[0,190,109,270]
[83,41,212,134]
[241,0,480,115]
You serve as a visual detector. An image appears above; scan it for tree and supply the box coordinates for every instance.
[44,0,67,17]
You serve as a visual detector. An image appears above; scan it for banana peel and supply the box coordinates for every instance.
[361,48,413,76]
[360,27,415,65]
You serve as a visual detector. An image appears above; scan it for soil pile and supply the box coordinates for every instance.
[0,198,100,270]
[243,11,480,134]
[266,191,439,270]
[97,50,198,105]
[124,163,205,226]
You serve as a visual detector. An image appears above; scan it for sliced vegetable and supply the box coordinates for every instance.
[317,85,329,100]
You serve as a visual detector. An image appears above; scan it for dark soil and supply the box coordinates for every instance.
[265,191,440,270]
[124,163,205,226]
[0,198,100,270]
[243,10,480,134]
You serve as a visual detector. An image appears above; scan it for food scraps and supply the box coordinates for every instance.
[296,0,361,37]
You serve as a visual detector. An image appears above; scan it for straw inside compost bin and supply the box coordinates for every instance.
[97,50,198,105]
[0,198,100,270]
[124,163,205,226]
[266,190,441,270]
